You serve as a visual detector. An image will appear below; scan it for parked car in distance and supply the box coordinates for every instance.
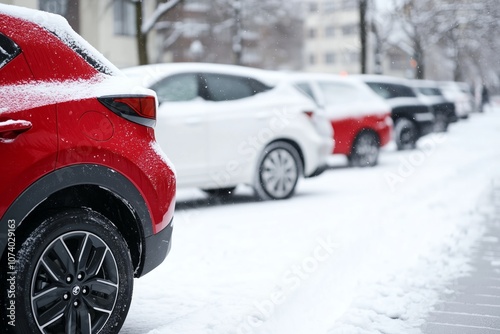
[288,73,392,167]
[356,75,435,150]
[0,5,176,334]
[411,79,458,132]
[123,63,333,200]
[438,81,474,119]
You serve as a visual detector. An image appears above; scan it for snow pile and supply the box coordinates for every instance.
[122,108,500,334]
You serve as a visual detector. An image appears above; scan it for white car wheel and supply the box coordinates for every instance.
[254,142,302,200]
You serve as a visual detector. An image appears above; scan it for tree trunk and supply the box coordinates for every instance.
[232,0,243,65]
[135,1,149,65]
[414,40,424,79]
[359,0,368,74]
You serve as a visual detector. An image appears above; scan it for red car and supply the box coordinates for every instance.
[0,5,176,334]
[292,74,392,166]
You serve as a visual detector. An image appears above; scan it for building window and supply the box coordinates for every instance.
[309,2,318,13]
[344,51,359,63]
[309,54,316,65]
[341,0,357,10]
[324,1,336,13]
[341,24,358,36]
[114,0,136,36]
[325,52,336,64]
[325,26,335,37]
[39,0,68,16]
[308,28,316,39]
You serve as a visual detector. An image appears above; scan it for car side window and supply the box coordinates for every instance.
[201,73,266,102]
[0,33,21,69]
[151,73,199,103]
[392,84,417,98]
[418,87,442,96]
[296,82,317,102]
[366,82,392,99]
[366,82,416,99]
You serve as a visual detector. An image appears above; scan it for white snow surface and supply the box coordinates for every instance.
[0,75,155,115]
[122,107,500,334]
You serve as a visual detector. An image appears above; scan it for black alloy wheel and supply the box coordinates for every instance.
[394,118,418,150]
[348,131,380,167]
[14,209,133,334]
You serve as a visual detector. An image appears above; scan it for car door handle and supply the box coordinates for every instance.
[0,119,33,141]
[184,117,202,125]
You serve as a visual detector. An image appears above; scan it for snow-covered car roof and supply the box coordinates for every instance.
[123,62,284,88]
[0,4,121,77]
[351,74,413,85]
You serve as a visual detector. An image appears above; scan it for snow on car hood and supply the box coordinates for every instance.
[0,74,156,115]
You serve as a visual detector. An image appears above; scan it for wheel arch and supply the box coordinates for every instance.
[266,138,305,175]
[351,128,381,153]
[0,164,152,277]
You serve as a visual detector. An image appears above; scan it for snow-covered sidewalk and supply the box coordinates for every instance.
[122,108,500,334]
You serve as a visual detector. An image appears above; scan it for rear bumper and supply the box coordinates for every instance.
[139,217,174,277]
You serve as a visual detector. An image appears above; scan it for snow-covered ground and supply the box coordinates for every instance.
[122,105,500,334]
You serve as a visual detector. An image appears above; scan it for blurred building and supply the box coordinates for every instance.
[303,0,361,75]
[302,0,414,77]
[1,0,158,68]
[156,0,303,70]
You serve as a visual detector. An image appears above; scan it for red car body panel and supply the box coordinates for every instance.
[331,113,392,155]
[1,11,176,272]
[1,16,97,83]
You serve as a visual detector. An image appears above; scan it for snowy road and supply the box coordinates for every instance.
[122,107,500,334]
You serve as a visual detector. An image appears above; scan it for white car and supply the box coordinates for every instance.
[123,63,333,200]
[437,81,473,119]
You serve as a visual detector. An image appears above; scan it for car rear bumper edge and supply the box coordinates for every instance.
[139,217,174,277]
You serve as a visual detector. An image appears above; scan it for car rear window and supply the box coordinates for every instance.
[0,33,20,69]
[51,30,114,75]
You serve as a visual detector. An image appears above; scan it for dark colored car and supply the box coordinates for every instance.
[0,5,176,334]
[411,80,458,132]
[357,75,435,150]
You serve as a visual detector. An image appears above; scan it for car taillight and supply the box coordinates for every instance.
[98,95,156,127]
[303,111,314,118]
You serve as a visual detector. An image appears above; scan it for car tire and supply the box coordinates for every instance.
[12,208,133,334]
[394,118,418,150]
[433,112,449,133]
[348,131,380,167]
[202,187,236,197]
[254,141,302,200]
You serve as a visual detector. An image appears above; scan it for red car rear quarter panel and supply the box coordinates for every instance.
[331,117,361,155]
[56,99,176,234]
[332,113,392,155]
